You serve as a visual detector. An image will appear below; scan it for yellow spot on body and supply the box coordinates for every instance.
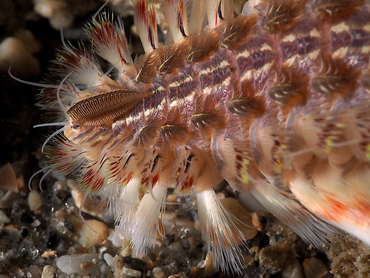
[240,70,252,83]
[332,47,349,59]
[309,28,321,38]
[169,76,193,88]
[363,24,370,32]
[240,157,250,184]
[282,34,296,43]
[169,90,197,108]
[236,49,251,59]
[366,144,370,160]
[260,43,272,51]
[308,49,320,60]
[361,46,370,54]
[331,22,350,33]
[199,60,230,76]
[284,55,298,67]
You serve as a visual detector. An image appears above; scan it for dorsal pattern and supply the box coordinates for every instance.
[38,0,370,274]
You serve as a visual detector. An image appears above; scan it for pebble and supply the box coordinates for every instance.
[121,267,141,277]
[220,198,258,240]
[0,210,10,224]
[103,253,115,268]
[41,250,57,258]
[75,219,109,251]
[108,227,127,247]
[41,265,56,278]
[0,37,40,78]
[152,267,165,278]
[56,253,100,275]
[0,163,18,192]
[303,257,333,278]
[68,179,106,218]
[14,29,41,55]
[28,190,42,212]
[282,259,304,278]
[0,190,19,209]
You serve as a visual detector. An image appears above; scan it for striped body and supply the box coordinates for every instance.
[40,0,370,274]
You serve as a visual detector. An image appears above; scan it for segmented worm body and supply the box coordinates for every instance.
[39,0,370,273]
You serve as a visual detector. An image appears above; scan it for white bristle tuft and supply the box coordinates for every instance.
[86,13,133,73]
[251,181,339,247]
[57,45,104,90]
[187,0,205,33]
[130,182,168,256]
[205,0,232,28]
[196,189,246,275]
[134,0,159,52]
[117,178,141,238]
[161,0,189,42]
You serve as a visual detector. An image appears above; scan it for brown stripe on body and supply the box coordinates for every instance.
[123,83,168,139]
[168,66,200,117]
[329,7,370,69]
[235,35,277,91]
[191,48,237,134]
[278,17,323,71]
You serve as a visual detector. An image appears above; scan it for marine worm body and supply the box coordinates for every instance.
[39,0,370,274]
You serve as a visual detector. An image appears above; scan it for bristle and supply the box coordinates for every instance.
[204,0,233,28]
[35,0,370,275]
[289,173,370,246]
[86,13,133,73]
[161,0,189,42]
[311,56,361,98]
[196,189,246,274]
[45,134,87,175]
[251,181,339,247]
[116,177,141,238]
[211,132,255,191]
[312,0,366,23]
[258,0,308,34]
[130,182,168,256]
[187,0,205,33]
[55,45,103,90]
[134,0,159,52]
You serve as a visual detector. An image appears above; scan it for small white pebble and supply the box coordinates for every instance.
[41,265,57,278]
[0,210,10,224]
[108,228,127,247]
[161,211,176,220]
[28,190,42,211]
[103,253,114,268]
[31,219,41,227]
[53,181,65,191]
[56,253,99,275]
[121,267,141,277]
